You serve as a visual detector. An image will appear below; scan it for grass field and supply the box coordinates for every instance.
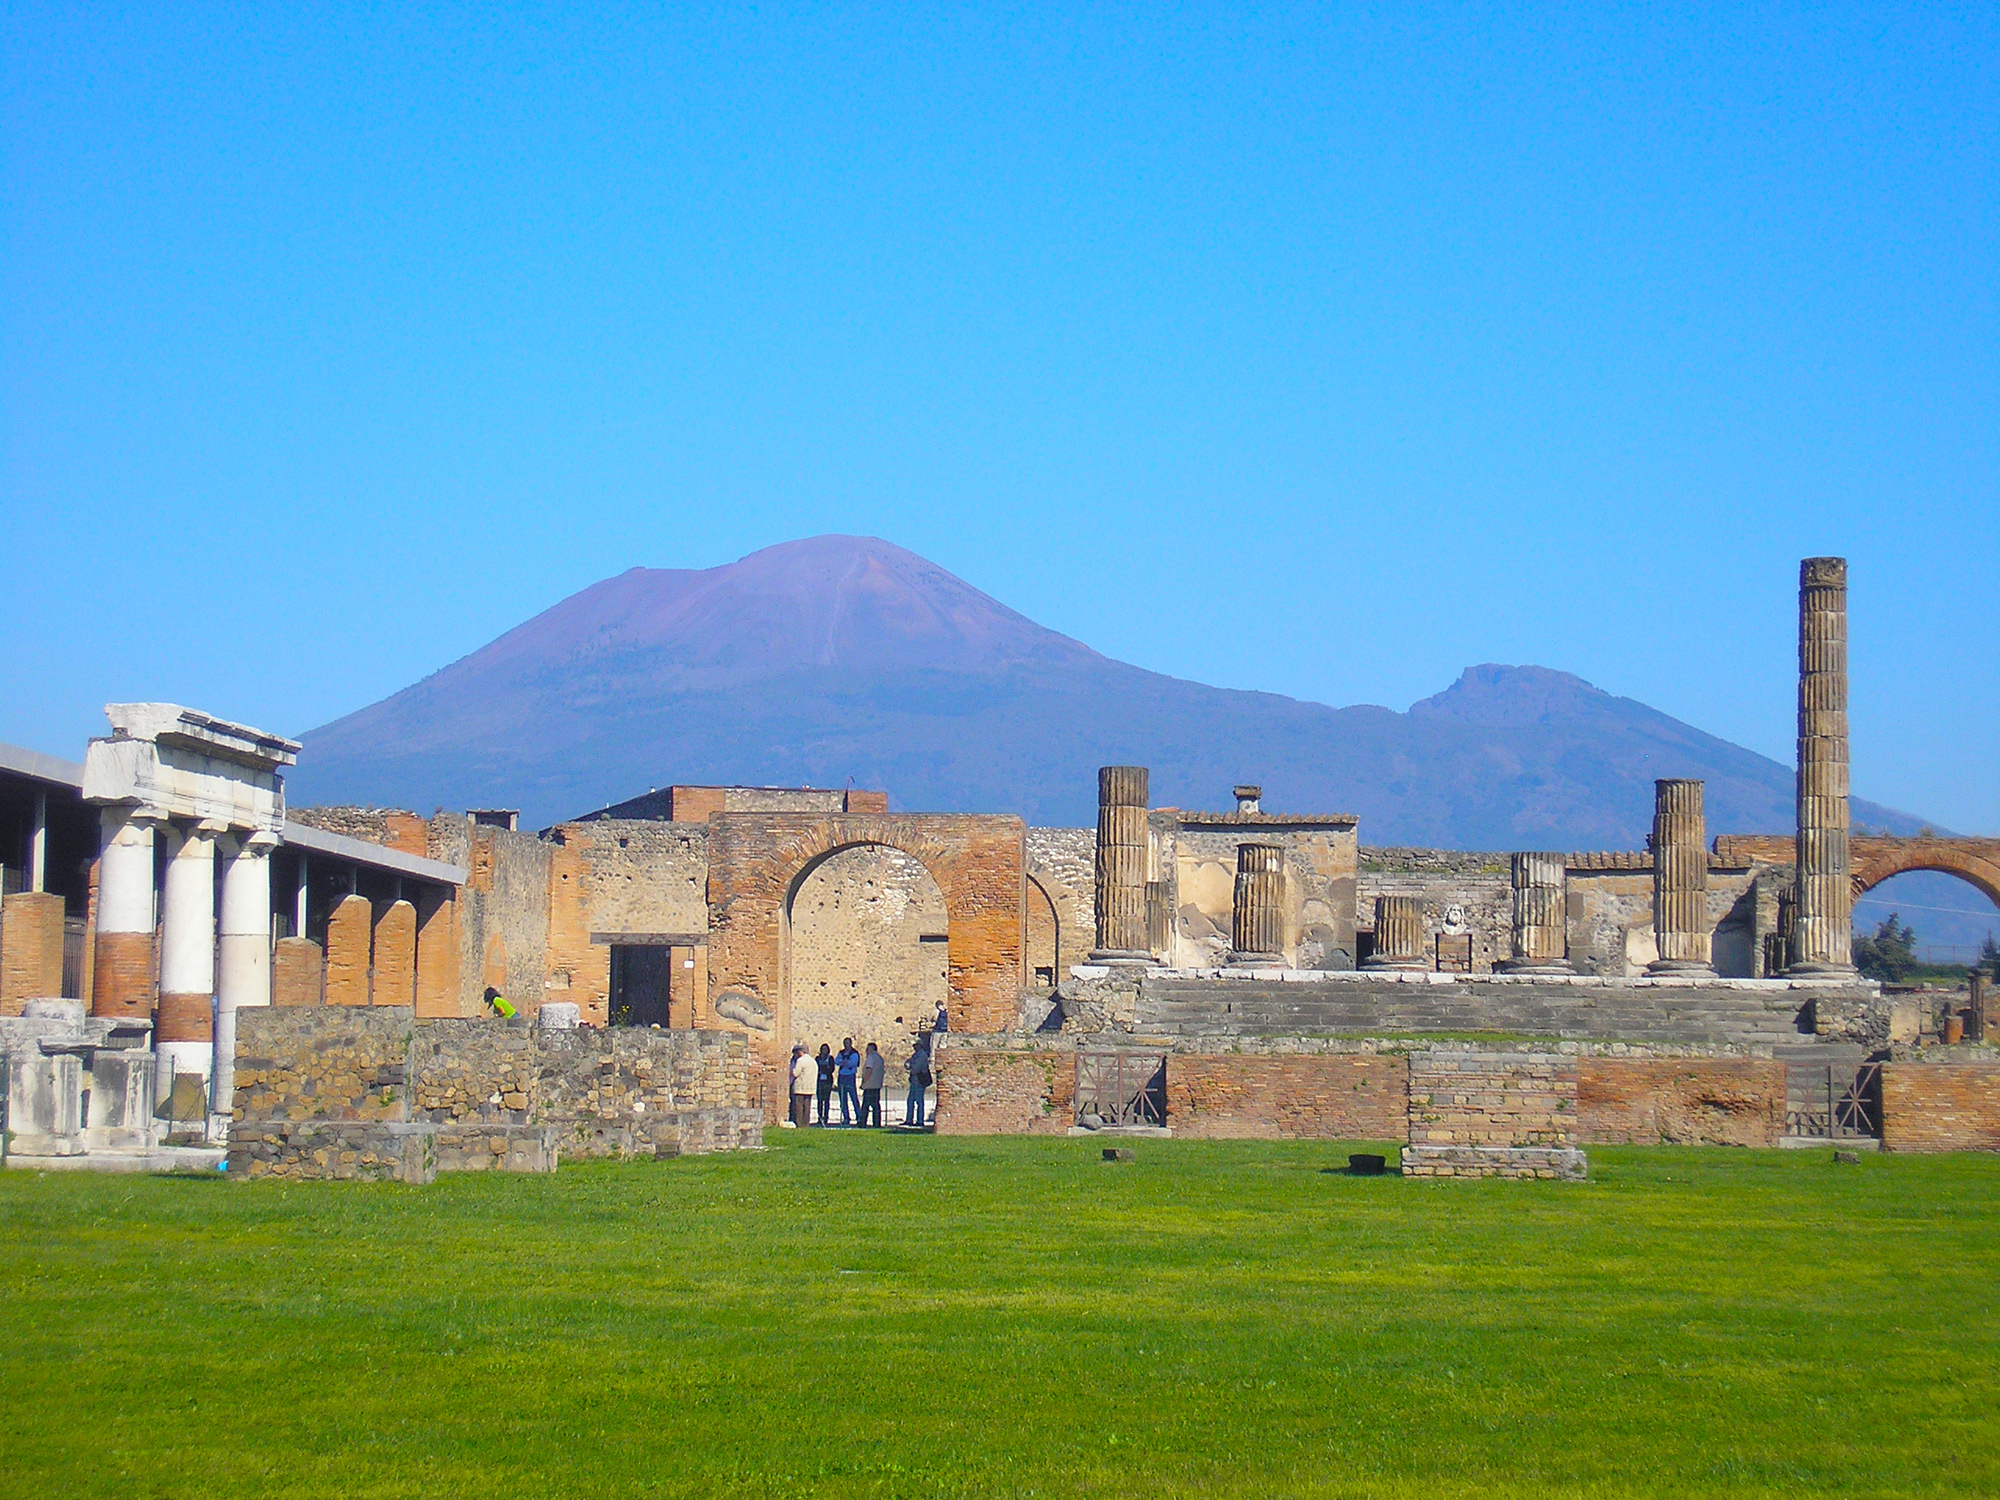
[2,1134,1996,1499]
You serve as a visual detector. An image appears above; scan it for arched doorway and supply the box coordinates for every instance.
[1852,866,2000,976]
[786,843,950,1057]
[1026,875,1060,990]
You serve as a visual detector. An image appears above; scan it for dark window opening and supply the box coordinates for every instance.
[610,945,674,1027]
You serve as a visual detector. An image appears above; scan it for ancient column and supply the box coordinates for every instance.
[1363,895,1426,972]
[1499,853,1573,974]
[1647,779,1715,975]
[91,807,159,1020]
[157,821,221,1107]
[214,831,277,1126]
[372,898,417,1007]
[324,894,374,1006]
[1228,843,1285,966]
[1793,556,1856,974]
[1090,766,1153,963]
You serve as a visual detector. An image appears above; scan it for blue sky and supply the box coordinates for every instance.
[4,3,1995,836]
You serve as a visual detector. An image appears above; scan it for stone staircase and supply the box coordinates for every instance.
[1135,974,1818,1049]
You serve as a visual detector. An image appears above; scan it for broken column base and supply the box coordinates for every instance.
[1401,1145,1587,1181]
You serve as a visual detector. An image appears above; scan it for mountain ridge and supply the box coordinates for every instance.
[293,535,1926,848]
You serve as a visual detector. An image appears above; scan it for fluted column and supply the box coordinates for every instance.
[1228,844,1285,965]
[1090,766,1153,963]
[1363,895,1426,972]
[1648,779,1715,975]
[1499,853,1573,974]
[1792,557,1855,973]
[157,821,222,1106]
[91,807,161,1019]
[214,831,277,1127]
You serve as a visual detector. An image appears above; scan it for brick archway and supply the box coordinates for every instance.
[1850,837,2000,909]
[703,812,1026,1111]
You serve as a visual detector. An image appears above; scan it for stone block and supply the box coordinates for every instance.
[84,1048,157,1151]
[6,1051,85,1155]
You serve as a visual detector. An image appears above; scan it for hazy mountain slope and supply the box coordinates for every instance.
[293,535,1926,848]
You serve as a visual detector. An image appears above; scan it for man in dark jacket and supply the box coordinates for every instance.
[904,1035,933,1128]
[814,1043,836,1127]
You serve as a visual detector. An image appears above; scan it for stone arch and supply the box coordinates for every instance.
[1851,839,2000,910]
[783,841,951,1051]
[701,811,1026,1112]
[1025,862,1092,982]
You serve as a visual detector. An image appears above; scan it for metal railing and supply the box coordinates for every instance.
[1073,1050,1167,1129]
[1785,1063,1882,1140]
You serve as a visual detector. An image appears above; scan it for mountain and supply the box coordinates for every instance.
[293,535,1926,848]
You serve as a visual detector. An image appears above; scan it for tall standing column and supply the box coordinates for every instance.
[214,831,277,1129]
[1363,895,1426,972]
[1228,844,1285,966]
[91,807,159,1020]
[157,821,220,1108]
[1499,853,1573,974]
[1091,766,1153,963]
[1648,779,1715,975]
[1793,556,1856,974]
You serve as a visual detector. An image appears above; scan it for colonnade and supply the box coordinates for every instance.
[91,805,277,1118]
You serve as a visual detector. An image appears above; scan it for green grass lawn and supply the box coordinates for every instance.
[2,1136,1996,1499]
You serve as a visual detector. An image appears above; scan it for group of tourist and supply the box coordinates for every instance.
[788,1003,947,1129]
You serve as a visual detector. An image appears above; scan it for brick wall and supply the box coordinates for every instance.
[432,815,552,1018]
[273,938,322,1007]
[935,1050,1074,1135]
[1168,1054,1407,1139]
[1880,1062,2000,1153]
[1407,1052,1580,1148]
[1578,1057,1785,1147]
[0,891,66,1013]
[934,1042,1405,1140]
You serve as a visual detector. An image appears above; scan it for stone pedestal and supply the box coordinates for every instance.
[1363,895,1426,972]
[84,1048,158,1152]
[1090,766,1154,964]
[1498,853,1573,974]
[1227,844,1285,965]
[1648,779,1716,976]
[5,1051,85,1156]
[1792,557,1856,974]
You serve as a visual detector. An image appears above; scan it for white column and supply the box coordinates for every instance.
[91,806,160,1020]
[214,831,277,1133]
[294,854,309,939]
[29,789,46,893]
[97,807,156,936]
[157,821,220,1105]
